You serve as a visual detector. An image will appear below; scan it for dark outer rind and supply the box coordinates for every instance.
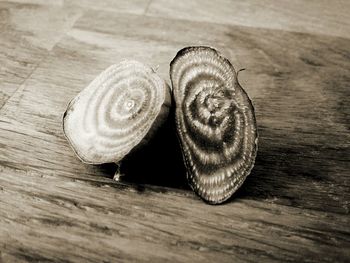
[170,46,258,205]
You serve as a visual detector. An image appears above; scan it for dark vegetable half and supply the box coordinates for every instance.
[170,46,258,204]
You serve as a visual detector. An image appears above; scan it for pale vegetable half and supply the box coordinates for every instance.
[63,60,171,164]
[170,46,258,204]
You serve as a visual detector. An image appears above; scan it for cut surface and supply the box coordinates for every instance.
[170,46,258,204]
[63,60,170,164]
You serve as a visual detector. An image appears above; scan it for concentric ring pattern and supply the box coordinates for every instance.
[64,60,169,164]
[170,47,258,204]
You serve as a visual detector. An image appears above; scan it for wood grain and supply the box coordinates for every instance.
[0,1,82,108]
[1,166,349,263]
[64,0,151,15]
[4,0,151,14]
[147,0,350,39]
[0,2,349,262]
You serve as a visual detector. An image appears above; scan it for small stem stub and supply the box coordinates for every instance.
[170,46,258,204]
[63,60,171,165]
[113,163,124,181]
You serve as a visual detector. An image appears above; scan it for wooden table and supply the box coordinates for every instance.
[1,1,349,262]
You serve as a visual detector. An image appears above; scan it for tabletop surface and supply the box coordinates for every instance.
[0,0,349,262]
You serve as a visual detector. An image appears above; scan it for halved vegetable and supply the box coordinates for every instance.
[63,60,171,164]
[170,46,258,204]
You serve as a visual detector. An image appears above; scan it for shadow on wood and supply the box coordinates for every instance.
[96,107,189,190]
[123,111,189,189]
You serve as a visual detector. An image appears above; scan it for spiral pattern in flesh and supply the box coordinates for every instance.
[170,47,258,204]
[63,60,170,164]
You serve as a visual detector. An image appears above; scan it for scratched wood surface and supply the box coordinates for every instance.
[0,1,349,262]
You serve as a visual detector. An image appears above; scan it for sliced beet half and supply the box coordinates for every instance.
[170,46,258,204]
[63,60,171,165]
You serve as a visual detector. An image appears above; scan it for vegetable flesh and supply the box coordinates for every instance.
[170,46,258,204]
[63,60,171,164]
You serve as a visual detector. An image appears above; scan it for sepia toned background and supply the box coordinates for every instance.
[0,0,349,262]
